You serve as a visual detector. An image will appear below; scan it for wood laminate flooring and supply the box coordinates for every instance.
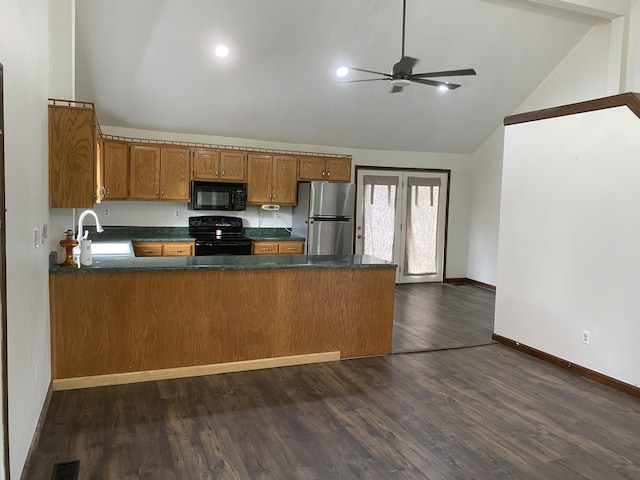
[26,284,640,479]
[26,344,640,479]
[393,283,496,353]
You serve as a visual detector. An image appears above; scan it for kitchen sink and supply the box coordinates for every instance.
[90,241,133,255]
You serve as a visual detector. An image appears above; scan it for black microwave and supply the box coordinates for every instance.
[188,181,247,211]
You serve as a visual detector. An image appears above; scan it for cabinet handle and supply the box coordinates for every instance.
[156,190,160,198]
[221,170,225,177]
[173,250,184,253]
[143,249,154,253]
[326,171,330,178]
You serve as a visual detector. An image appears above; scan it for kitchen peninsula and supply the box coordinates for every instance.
[49,251,396,390]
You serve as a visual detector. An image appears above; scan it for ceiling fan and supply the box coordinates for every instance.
[340,0,476,93]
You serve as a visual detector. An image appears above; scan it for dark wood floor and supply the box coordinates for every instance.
[393,282,496,352]
[25,284,640,479]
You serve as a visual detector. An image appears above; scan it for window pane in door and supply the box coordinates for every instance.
[405,182,440,275]
[363,183,397,262]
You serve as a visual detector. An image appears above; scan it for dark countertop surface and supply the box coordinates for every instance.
[82,226,304,242]
[50,252,396,274]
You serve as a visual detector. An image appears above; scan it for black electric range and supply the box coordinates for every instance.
[188,216,252,256]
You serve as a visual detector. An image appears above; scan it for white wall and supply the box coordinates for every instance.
[465,21,613,286]
[495,106,640,387]
[0,0,51,477]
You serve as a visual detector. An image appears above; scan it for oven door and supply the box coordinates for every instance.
[194,240,252,256]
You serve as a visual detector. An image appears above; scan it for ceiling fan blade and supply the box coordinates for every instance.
[411,78,461,89]
[350,67,392,78]
[390,85,404,93]
[339,78,390,83]
[411,68,477,78]
[393,56,419,76]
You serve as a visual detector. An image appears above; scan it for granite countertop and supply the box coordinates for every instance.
[52,226,380,274]
[49,252,396,274]
[82,226,304,242]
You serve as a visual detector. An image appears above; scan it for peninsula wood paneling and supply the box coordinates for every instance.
[50,268,395,380]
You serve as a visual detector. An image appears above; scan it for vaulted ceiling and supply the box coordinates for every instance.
[75,0,600,154]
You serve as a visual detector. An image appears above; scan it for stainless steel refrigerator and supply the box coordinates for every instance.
[292,182,356,255]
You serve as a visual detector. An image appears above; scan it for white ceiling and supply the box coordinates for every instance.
[75,0,600,154]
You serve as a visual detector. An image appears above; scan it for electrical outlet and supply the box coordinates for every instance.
[274,212,280,219]
[175,210,181,217]
[582,330,591,345]
[33,228,40,248]
[42,223,48,240]
[104,208,110,216]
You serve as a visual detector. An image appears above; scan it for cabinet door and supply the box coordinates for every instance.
[162,242,194,256]
[298,156,326,181]
[272,155,298,205]
[48,105,96,208]
[129,145,161,200]
[160,146,191,201]
[103,140,129,199]
[220,151,246,181]
[326,157,352,182]
[95,134,104,203]
[278,241,304,255]
[192,148,220,180]
[252,241,279,255]
[133,242,163,257]
[247,154,273,204]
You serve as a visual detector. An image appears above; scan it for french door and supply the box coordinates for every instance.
[355,168,449,283]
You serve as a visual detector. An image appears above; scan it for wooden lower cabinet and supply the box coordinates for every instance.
[49,267,396,380]
[133,241,194,257]
[252,240,304,255]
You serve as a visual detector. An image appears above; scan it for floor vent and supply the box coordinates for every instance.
[51,460,79,480]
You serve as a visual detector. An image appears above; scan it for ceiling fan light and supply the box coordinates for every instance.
[438,84,449,92]
[336,66,349,78]
[391,78,411,88]
[214,45,229,58]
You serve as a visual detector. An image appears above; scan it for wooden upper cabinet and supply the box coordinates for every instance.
[160,146,190,201]
[102,140,129,200]
[272,155,297,205]
[325,157,351,182]
[49,104,97,208]
[192,148,246,182]
[129,145,161,200]
[298,156,351,182]
[247,154,297,205]
[220,151,247,181]
[129,145,190,201]
[247,154,272,204]
[297,156,325,181]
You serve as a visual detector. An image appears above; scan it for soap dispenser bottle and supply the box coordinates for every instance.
[79,236,93,266]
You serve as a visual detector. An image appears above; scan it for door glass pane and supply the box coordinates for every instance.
[405,184,440,275]
[363,184,397,262]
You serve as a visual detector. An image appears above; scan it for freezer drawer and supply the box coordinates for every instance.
[307,217,353,255]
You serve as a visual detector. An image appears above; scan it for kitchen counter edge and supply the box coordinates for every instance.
[49,252,397,274]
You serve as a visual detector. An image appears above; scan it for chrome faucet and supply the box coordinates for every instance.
[76,209,104,241]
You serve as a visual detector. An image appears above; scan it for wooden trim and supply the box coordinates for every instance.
[443,278,496,291]
[18,382,53,480]
[0,62,8,480]
[492,334,640,399]
[52,351,341,391]
[504,92,640,126]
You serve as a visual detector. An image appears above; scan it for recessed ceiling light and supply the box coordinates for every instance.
[336,66,349,78]
[214,45,229,58]
[438,84,449,92]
